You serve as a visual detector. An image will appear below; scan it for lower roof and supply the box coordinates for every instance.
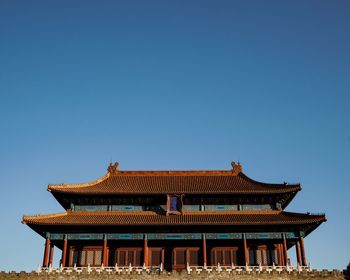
[23,210,325,227]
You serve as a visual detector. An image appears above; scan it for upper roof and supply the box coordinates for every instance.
[48,162,301,195]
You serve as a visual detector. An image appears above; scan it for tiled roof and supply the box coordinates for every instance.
[22,210,325,226]
[48,170,301,195]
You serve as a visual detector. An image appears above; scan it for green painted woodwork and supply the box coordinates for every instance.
[67,234,104,240]
[111,205,143,211]
[206,233,242,239]
[148,233,202,240]
[107,233,144,240]
[51,234,64,240]
[74,205,108,211]
[204,205,238,210]
[70,204,279,212]
[241,204,272,210]
[245,233,282,239]
[182,205,201,211]
[50,232,302,240]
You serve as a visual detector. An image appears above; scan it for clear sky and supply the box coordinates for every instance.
[0,0,349,272]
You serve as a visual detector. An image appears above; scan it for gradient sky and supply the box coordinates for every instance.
[0,0,349,271]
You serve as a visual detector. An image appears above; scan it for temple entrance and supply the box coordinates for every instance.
[172,247,199,271]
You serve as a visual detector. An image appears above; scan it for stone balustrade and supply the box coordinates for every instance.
[0,265,345,280]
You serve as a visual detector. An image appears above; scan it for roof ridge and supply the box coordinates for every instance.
[117,170,233,176]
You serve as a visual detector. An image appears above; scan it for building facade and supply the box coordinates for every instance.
[23,162,326,271]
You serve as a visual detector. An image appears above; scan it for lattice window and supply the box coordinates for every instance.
[267,248,278,265]
[86,251,94,265]
[80,251,86,266]
[95,250,102,265]
[256,249,263,265]
[118,250,126,266]
[70,247,103,267]
[249,246,276,265]
[263,250,268,264]
[211,247,238,266]
[173,248,199,268]
[116,248,142,267]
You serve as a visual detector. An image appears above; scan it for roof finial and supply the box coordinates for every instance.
[108,162,119,175]
[231,161,242,176]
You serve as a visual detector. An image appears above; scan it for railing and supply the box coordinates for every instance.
[37,263,312,275]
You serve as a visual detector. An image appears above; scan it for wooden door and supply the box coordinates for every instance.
[149,248,164,267]
[115,248,142,267]
[173,247,199,271]
[211,247,238,266]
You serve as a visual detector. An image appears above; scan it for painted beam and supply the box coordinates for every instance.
[50,232,303,240]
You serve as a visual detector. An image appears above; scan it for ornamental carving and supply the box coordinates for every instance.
[108,162,119,175]
[231,161,242,176]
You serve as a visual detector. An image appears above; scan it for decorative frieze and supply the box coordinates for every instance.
[50,232,302,240]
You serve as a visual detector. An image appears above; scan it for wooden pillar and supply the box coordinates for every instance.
[299,237,307,266]
[61,236,68,267]
[143,235,149,266]
[279,243,284,266]
[43,237,50,268]
[243,234,248,265]
[296,241,302,266]
[202,234,207,266]
[49,244,54,267]
[277,244,282,266]
[103,235,108,267]
[282,234,288,266]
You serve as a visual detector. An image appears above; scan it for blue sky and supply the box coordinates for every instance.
[0,0,349,271]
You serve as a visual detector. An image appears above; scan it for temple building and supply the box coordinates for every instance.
[22,162,326,271]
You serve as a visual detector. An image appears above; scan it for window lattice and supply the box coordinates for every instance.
[95,250,102,265]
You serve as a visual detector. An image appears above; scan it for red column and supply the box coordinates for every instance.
[49,244,54,267]
[278,243,284,266]
[283,234,288,266]
[61,237,68,267]
[296,241,302,266]
[43,238,50,268]
[103,237,108,267]
[276,244,281,266]
[299,237,307,266]
[243,234,248,265]
[202,234,207,266]
[143,237,149,266]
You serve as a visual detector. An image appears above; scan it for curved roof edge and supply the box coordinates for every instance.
[48,172,111,191]
[22,210,326,226]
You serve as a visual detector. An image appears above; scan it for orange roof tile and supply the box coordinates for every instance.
[48,170,301,195]
[22,210,325,226]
